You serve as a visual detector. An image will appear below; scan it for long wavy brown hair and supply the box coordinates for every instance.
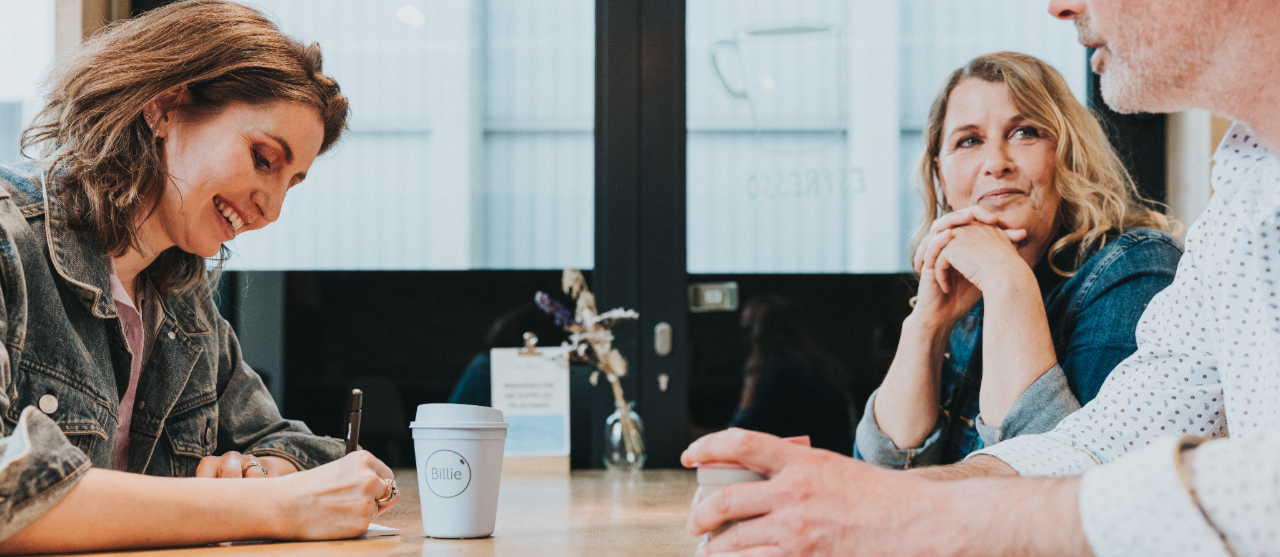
[913,52,1170,276]
[21,0,348,295]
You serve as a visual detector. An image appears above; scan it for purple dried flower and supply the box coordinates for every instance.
[535,291,578,331]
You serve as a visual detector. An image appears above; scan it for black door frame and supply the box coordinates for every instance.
[594,0,689,468]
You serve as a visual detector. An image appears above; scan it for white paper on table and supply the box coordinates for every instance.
[212,523,399,546]
[361,523,401,537]
[490,347,571,456]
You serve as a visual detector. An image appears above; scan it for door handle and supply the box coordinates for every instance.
[654,322,673,357]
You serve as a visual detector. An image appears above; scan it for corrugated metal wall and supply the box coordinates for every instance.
[483,0,594,269]
[229,0,594,270]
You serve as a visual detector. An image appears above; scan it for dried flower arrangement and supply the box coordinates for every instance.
[535,269,643,466]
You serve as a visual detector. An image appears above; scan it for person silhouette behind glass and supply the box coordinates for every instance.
[448,302,570,407]
[727,295,853,454]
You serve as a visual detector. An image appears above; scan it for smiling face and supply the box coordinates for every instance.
[146,100,324,258]
[937,78,1062,266]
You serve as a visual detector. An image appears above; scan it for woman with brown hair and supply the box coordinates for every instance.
[855,52,1182,468]
[0,1,396,552]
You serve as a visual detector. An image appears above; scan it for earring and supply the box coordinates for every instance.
[144,112,160,137]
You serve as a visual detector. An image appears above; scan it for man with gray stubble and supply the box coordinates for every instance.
[682,1,1280,555]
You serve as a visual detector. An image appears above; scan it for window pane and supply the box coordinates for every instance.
[686,0,1085,274]
[230,0,594,270]
[0,1,55,165]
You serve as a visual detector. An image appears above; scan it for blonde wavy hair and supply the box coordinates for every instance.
[913,52,1170,276]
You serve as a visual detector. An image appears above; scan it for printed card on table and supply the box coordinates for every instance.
[490,347,571,456]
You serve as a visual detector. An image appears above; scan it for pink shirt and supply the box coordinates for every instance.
[108,261,145,472]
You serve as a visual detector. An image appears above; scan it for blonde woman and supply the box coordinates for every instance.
[855,52,1181,467]
[0,2,397,553]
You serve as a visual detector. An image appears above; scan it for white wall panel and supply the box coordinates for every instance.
[688,132,850,273]
[486,0,594,128]
[899,0,1086,131]
[482,0,594,270]
[0,0,55,163]
[483,133,593,269]
[229,0,593,270]
[687,0,901,274]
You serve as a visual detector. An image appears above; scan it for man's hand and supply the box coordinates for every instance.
[681,429,1091,556]
[909,454,1018,481]
[683,429,962,556]
[196,451,300,478]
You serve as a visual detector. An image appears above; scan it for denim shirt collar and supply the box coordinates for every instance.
[37,168,209,336]
[39,169,118,320]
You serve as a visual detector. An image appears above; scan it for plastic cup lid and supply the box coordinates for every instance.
[409,421,510,429]
[410,403,505,428]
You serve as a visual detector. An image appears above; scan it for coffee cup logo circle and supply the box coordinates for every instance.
[425,450,472,498]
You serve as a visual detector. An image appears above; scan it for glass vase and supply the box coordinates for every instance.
[604,400,647,472]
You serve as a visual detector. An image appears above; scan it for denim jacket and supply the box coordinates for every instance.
[0,162,344,541]
[856,228,1182,468]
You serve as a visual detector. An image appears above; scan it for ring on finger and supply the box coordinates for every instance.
[244,462,269,476]
[377,478,399,503]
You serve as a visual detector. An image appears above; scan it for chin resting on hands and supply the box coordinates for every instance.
[913,206,1025,275]
[916,207,1030,295]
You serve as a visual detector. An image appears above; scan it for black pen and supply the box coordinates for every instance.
[345,388,362,454]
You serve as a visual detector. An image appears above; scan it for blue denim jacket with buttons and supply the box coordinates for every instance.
[0,162,344,541]
[855,228,1183,468]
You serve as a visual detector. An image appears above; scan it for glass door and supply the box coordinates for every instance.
[684,0,1088,444]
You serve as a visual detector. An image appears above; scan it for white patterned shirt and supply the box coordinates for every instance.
[973,123,1280,557]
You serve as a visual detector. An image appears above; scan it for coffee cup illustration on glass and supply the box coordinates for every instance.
[711,21,845,137]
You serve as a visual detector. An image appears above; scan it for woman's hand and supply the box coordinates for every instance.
[932,222,1029,293]
[913,206,1024,274]
[909,207,1024,330]
[196,452,299,478]
[917,207,1058,429]
[270,451,399,540]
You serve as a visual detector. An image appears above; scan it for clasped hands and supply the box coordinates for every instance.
[912,206,1030,326]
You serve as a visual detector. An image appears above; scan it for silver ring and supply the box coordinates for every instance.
[244,462,269,476]
[377,478,399,503]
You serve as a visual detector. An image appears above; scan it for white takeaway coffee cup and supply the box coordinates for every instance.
[694,436,810,549]
[410,403,509,538]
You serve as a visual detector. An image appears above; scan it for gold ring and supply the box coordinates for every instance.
[377,478,398,503]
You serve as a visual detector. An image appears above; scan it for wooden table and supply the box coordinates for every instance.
[71,469,703,557]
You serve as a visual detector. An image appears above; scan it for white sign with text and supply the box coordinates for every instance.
[489,347,570,456]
